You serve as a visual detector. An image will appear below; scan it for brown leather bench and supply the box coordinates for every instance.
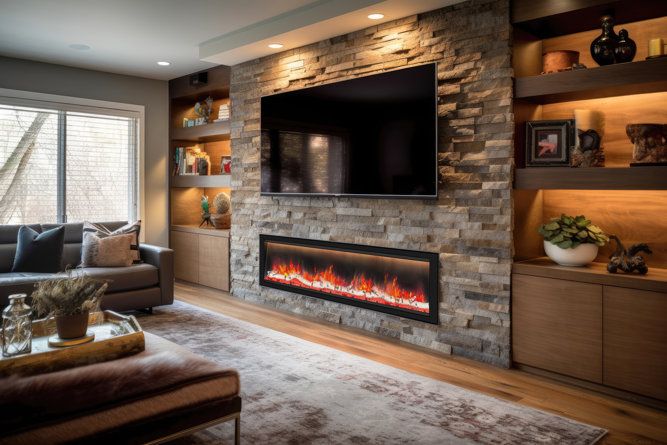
[0,333,241,444]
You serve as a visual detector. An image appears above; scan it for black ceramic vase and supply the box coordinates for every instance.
[614,29,637,63]
[590,15,618,66]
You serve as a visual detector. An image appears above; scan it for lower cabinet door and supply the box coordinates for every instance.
[603,286,667,401]
[171,230,198,283]
[198,234,230,291]
[512,274,603,383]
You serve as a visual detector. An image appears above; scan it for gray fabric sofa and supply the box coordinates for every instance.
[0,222,174,312]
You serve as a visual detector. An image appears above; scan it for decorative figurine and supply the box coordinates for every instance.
[200,195,212,228]
[614,29,636,63]
[607,235,652,275]
[590,15,618,66]
[2,293,32,357]
[194,96,214,123]
[626,123,667,165]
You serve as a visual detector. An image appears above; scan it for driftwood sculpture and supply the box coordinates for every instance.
[607,235,652,275]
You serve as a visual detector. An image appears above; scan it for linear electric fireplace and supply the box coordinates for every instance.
[259,235,439,324]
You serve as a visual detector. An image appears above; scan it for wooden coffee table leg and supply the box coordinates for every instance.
[235,415,240,445]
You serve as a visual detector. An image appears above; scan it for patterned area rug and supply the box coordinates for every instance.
[138,301,606,445]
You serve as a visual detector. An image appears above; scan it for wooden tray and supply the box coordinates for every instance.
[0,311,144,377]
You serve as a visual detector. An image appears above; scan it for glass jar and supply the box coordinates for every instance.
[2,294,32,357]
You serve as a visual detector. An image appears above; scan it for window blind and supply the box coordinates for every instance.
[0,102,139,225]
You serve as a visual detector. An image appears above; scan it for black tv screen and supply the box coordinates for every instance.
[260,63,437,198]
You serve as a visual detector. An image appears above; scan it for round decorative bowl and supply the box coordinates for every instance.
[210,213,231,229]
[544,241,598,267]
[542,50,580,73]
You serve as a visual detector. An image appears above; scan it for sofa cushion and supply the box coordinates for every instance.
[84,221,142,263]
[81,232,135,267]
[78,264,159,292]
[0,264,158,296]
[11,226,65,273]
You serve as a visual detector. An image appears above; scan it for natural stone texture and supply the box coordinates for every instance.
[230,0,513,367]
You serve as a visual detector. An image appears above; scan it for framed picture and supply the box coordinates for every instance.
[221,155,232,174]
[525,120,574,167]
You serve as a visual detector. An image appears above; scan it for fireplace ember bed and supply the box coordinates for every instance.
[259,235,439,324]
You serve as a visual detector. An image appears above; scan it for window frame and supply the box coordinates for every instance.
[0,88,145,232]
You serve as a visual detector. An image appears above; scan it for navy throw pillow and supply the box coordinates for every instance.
[11,226,65,273]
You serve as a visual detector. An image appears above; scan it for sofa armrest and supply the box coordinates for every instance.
[139,244,174,306]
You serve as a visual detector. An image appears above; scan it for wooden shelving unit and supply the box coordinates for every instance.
[171,174,231,188]
[511,0,667,406]
[171,121,230,142]
[168,66,232,292]
[513,258,667,293]
[514,166,667,189]
[515,57,667,103]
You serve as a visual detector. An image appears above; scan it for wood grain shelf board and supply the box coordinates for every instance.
[171,175,231,188]
[171,225,230,238]
[513,258,667,293]
[171,121,230,142]
[512,0,667,39]
[514,167,667,190]
[514,57,667,103]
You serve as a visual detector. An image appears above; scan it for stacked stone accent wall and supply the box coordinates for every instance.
[230,0,513,366]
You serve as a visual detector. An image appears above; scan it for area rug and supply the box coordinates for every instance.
[138,301,606,445]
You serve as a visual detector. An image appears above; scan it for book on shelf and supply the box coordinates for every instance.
[173,146,211,176]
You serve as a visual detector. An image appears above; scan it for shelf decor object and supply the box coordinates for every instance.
[525,120,574,167]
[607,235,652,274]
[1,294,32,357]
[590,15,619,66]
[615,29,637,63]
[538,214,609,266]
[542,50,580,73]
[572,109,605,168]
[627,123,667,165]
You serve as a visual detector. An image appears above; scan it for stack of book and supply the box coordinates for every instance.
[213,103,230,122]
[173,146,211,176]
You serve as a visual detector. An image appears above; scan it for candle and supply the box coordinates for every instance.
[648,38,664,57]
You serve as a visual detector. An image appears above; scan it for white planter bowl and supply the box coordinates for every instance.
[543,240,598,267]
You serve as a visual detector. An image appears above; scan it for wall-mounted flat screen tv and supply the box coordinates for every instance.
[260,63,437,198]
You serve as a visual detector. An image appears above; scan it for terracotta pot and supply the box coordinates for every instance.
[55,311,90,339]
[210,213,231,229]
[544,241,598,267]
[543,50,579,73]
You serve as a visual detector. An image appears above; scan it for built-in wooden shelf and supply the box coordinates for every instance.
[172,175,231,188]
[171,224,230,238]
[513,258,667,293]
[512,0,667,38]
[514,166,667,190]
[515,57,667,103]
[171,121,230,142]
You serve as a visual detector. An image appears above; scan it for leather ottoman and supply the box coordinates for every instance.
[0,333,241,445]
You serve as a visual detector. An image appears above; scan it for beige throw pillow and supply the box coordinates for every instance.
[83,221,142,263]
[81,232,135,267]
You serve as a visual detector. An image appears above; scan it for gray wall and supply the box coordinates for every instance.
[0,56,169,246]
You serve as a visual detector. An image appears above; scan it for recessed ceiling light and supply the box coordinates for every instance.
[268,43,284,49]
[157,61,171,66]
[68,43,91,51]
[367,13,384,20]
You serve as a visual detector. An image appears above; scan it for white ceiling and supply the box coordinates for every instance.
[0,0,462,81]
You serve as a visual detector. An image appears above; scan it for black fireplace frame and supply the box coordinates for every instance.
[259,234,439,324]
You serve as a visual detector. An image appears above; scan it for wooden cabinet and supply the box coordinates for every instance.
[512,274,603,382]
[172,230,198,283]
[171,226,230,291]
[512,260,667,403]
[198,234,230,290]
[604,287,667,401]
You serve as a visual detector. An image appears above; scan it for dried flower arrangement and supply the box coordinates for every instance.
[31,271,108,317]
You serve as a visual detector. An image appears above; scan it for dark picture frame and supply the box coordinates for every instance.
[525,119,574,167]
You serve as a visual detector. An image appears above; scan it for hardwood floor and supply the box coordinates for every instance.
[174,281,667,445]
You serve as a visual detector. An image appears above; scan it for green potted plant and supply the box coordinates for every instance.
[538,214,609,267]
[31,272,108,339]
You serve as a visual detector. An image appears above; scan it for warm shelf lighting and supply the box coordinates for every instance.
[157,61,171,66]
[367,13,384,20]
[268,43,284,49]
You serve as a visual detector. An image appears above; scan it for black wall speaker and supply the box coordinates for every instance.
[189,72,208,86]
